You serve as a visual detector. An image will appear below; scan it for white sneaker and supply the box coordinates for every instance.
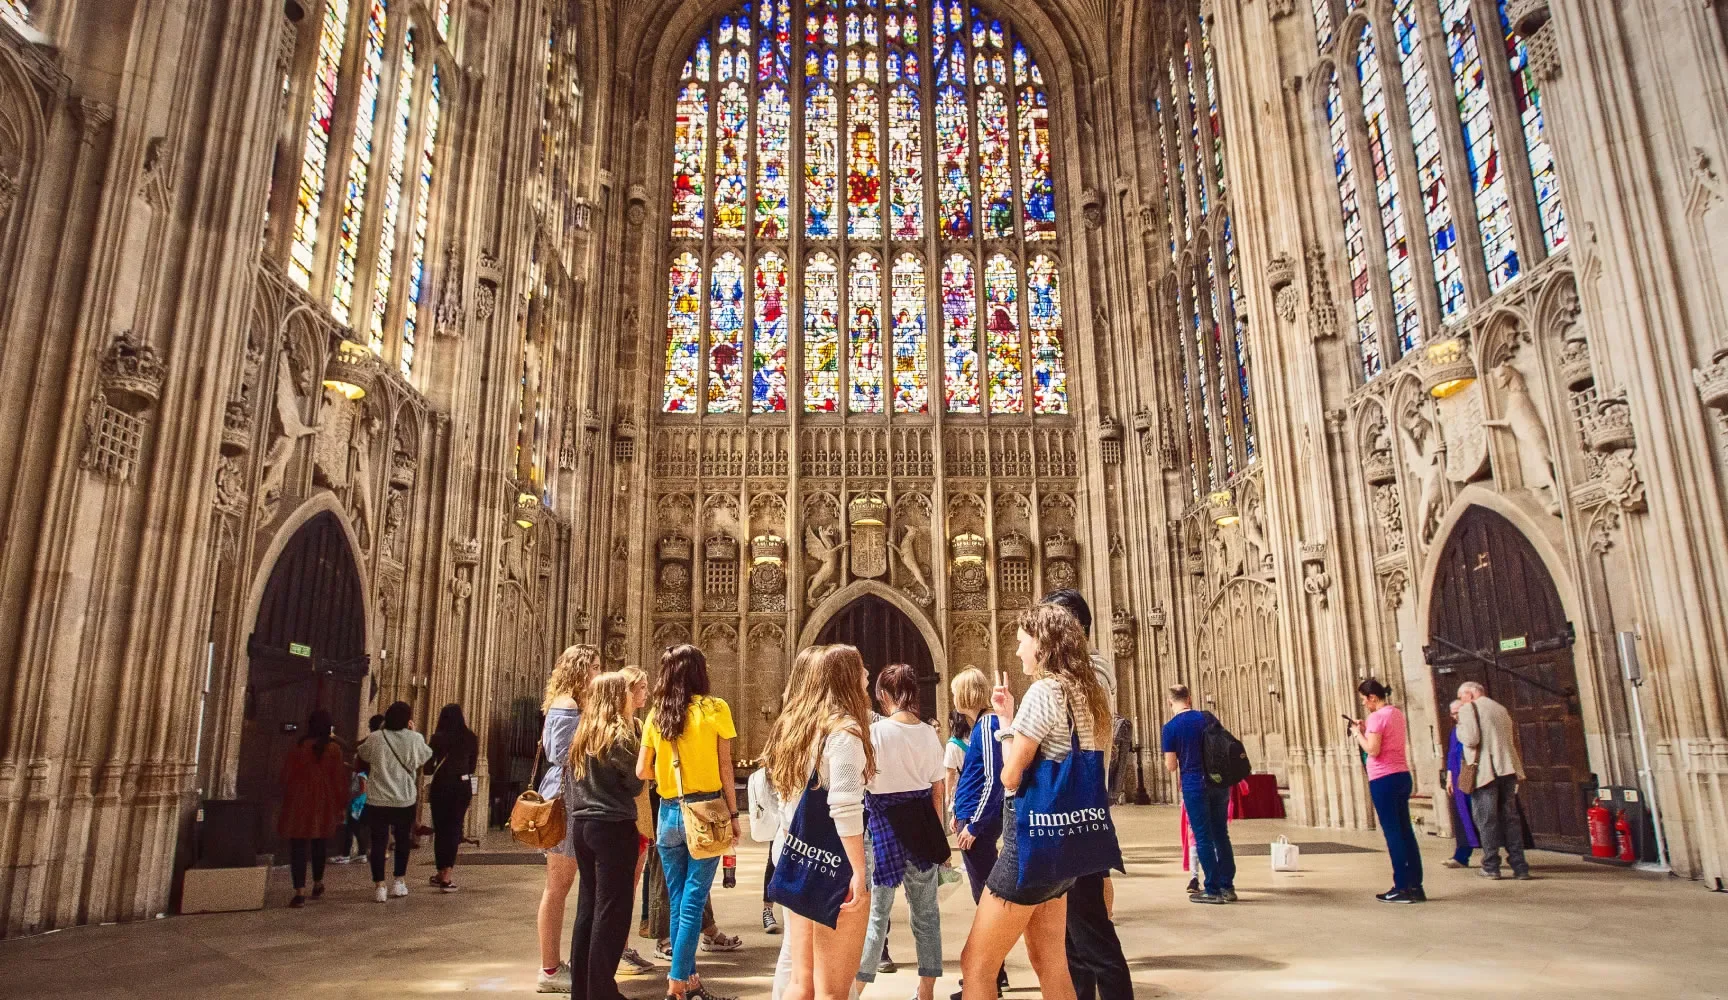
[390,879,408,898]
[536,962,572,993]
[374,885,388,903]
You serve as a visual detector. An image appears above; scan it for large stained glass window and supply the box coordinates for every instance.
[369,30,416,357]
[1441,0,1518,291]
[1394,0,1464,323]
[289,0,351,288]
[1206,250,1235,479]
[0,2,29,30]
[1327,71,1381,380]
[1359,26,1420,356]
[1223,218,1254,461]
[1498,0,1566,253]
[331,0,387,327]
[663,0,1068,417]
[400,67,442,378]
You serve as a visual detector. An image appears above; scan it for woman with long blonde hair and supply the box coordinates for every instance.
[958,604,1112,1000]
[564,672,648,1000]
[536,643,602,993]
[762,644,877,1000]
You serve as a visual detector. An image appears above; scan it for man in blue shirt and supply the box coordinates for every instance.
[1163,684,1236,903]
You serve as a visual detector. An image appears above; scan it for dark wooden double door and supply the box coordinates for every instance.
[816,595,938,720]
[1426,506,1590,853]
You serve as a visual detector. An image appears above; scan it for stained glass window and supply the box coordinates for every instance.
[1206,250,1236,478]
[983,255,1022,412]
[1190,270,1215,487]
[942,254,980,412]
[400,67,442,378]
[1499,0,1566,254]
[891,253,928,412]
[1185,40,1207,219]
[804,253,841,410]
[1223,218,1254,461]
[1,1,28,29]
[1441,0,1518,290]
[289,0,351,288]
[849,253,885,411]
[1395,0,1464,323]
[1312,0,1333,53]
[706,251,747,411]
[1200,15,1224,202]
[1327,71,1381,380]
[753,252,790,412]
[369,30,416,357]
[330,0,387,327]
[1027,255,1067,414]
[1359,26,1420,357]
[664,0,1066,417]
[437,0,451,37]
[664,252,704,412]
[1175,279,1198,499]
[1156,95,1175,261]
[1169,60,1191,242]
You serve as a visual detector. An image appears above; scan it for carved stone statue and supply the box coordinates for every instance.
[349,411,381,548]
[502,526,529,587]
[1243,494,1271,573]
[805,524,848,604]
[1482,362,1558,512]
[892,525,932,602]
[256,350,320,511]
[1399,404,1445,544]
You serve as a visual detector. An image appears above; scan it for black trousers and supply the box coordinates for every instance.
[288,837,326,890]
[1066,872,1134,1000]
[763,857,775,903]
[363,804,415,882]
[430,786,472,871]
[571,817,639,1000]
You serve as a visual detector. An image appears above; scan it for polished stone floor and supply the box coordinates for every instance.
[3,806,1723,998]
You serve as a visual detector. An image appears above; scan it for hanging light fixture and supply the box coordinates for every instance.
[1423,337,1476,399]
[321,340,374,401]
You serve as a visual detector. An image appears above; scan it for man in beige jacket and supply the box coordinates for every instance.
[1454,682,1530,879]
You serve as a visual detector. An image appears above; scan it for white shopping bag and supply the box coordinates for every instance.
[1270,835,1301,872]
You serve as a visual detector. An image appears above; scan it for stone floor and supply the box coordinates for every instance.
[3,806,1724,999]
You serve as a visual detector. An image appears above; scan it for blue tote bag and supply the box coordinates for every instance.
[1016,722,1124,886]
[765,769,855,928]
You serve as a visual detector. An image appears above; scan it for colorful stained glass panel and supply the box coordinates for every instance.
[1327,72,1381,379]
[369,30,416,356]
[806,82,839,237]
[978,87,1014,238]
[1499,0,1566,253]
[804,253,842,410]
[888,84,924,238]
[755,84,790,237]
[849,253,885,412]
[847,85,883,239]
[1396,0,1465,322]
[1442,0,1519,290]
[1359,25,1420,356]
[663,252,703,412]
[289,0,351,288]
[1018,83,1055,239]
[936,86,972,238]
[400,68,441,379]
[707,252,747,412]
[942,255,979,412]
[714,82,750,237]
[671,81,709,238]
[1028,255,1067,414]
[984,255,1023,412]
[753,252,790,412]
[891,254,928,412]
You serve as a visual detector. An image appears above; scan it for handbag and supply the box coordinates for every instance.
[670,744,735,860]
[1015,705,1124,887]
[765,766,855,928]
[1271,835,1301,872]
[509,743,566,850]
[1457,703,1483,796]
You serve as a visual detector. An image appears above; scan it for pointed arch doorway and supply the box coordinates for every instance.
[1425,505,1589,852]
[237,512,370,851]
[815,594,938,721]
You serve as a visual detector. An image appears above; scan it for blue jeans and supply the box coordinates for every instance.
[1369,771,1423,891]
[856,841,943,983]
[1182,783,1235,894]
[656,801,721,982]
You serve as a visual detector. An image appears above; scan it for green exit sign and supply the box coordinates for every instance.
[288,642,312,658]
[1499,636,1527,652]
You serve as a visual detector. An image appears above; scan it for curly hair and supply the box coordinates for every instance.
[568,672,640,781]
[543,644,602,710]
[763,644,877,801]
[1017,603,1112,762]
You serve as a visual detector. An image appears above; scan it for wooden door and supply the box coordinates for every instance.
[816,595,938,720]
[238,513,369,853]
[1426,506,1590,852]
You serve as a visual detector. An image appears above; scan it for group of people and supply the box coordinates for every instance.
[275,700,479,906]
[1350,677,1532,904]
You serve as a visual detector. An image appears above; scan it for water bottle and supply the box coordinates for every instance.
[722,854,737,889]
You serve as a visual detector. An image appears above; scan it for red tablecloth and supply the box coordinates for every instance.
[1231,773,1285,819]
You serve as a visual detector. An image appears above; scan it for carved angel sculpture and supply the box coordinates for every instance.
[892,526,931,596]
[1399,405,1445,544]
[1243,495,1271,573]
[256,351,321,510]
[805,524,848,604]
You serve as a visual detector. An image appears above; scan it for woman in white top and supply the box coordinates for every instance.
[958,604,1112,1000]
[855,662,947,1000]
[355,700,433,903]
[761,644,876,1000]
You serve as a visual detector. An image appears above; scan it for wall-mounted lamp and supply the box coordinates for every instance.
[1210,490,1240,527]
[1423,337,1476,399]
[322,339,374,400]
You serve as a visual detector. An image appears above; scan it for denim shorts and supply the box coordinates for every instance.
[985,797,1074,905]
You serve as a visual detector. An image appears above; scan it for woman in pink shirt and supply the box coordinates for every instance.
[1350,678,1424,903]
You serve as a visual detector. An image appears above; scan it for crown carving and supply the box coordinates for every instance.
[99,331,166,413]
[1694,348,1728,413]
[1099,415,1122,440]
[1045,530,1078,562]
[658,534,693,563]
[849,493,888,525]
[999,532,1032,562]
[450,538,481,566]
[1362,452,1396,486]
[1419,337,1476,399]
[950,532,987,563]
[390,450,417,489]
[1583,394,1636,453]
[1558,336,1594,391]
[751,533,786,562]
[1266,252,1296,292]
[221,399,252,456]
[705,534,739,562]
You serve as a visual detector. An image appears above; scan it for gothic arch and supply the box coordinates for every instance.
[1414,487,1578,643]
[796,578,946,678]
[245,492,377,659]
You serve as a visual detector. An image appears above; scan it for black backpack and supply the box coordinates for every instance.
[1201,712,1252,788]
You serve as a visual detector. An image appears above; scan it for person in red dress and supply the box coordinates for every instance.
[277,709,349,908]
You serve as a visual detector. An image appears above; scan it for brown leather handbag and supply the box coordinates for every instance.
[509,744,566,850]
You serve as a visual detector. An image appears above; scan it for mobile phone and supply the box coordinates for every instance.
[1341,714,1355,727]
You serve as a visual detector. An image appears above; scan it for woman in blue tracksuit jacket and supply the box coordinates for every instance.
[948,666,1008,994]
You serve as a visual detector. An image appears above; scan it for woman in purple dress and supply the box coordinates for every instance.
[1444,698,1480,868]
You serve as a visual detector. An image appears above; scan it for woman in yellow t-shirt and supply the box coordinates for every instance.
[637,644,741,1000]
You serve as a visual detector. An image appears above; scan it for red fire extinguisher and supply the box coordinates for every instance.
[1587,800,1615,858]
[1616,810,1636,863]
